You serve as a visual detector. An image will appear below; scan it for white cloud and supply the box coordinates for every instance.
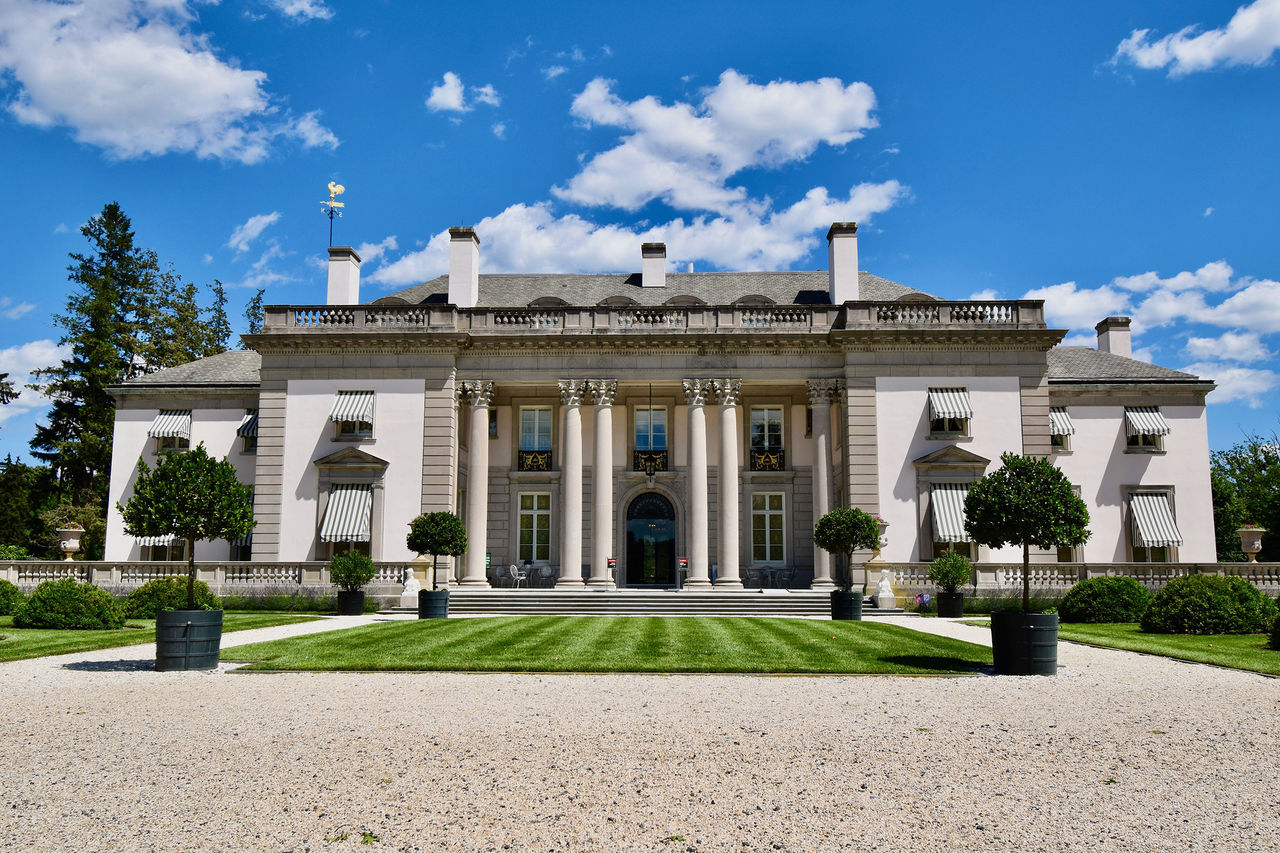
[491,122,506,139]
[543,65,567,80]
[202,253,213,264]
[968,288,1000,301]
[554,70,880,213]
[1114,0,1280,76]
[0,338,71,425]
[1180,362,1280,407]
[0,0,336,163]
[53,222,69,234]
[1204,206,1214,217]
[227,211,282,254]
[231,241,294,290]
[268,0,334,21]
[289,110,339,149]
[1110,260,1236,293]
[354,235,398,264]
[1022,281,1131,331]
[426,72,468,112]
[1132,288,1209,331]
[1059,333,1096,348]
[1203,278,1280,331]
[473,84,500,107]
[0,297,35,320]
[1185,331,1274,363]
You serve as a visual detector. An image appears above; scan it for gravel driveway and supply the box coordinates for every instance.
[2,616,1275,852]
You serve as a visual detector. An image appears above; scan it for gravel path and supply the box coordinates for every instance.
[2,616,1276,852]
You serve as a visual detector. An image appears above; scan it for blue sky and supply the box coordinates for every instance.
[2,0,1279,461]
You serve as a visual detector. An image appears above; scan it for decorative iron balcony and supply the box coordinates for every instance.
[517,450,553,472]
[632,449,669,474]
[749,448,785,471]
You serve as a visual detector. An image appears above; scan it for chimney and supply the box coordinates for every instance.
[1095,316,1132,358]
[327,246,362,305]
[641,242,666,288]
[827,222,859,304]
[448,227,480,308]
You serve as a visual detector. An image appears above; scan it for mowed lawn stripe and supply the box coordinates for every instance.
[222,616,992,674]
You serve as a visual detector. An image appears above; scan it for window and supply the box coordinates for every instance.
[930,482,974,560]
[749,407,785,471]
[805,406,813,438]
[148,410,191,453]
[928,388,972,438]
[1129,491,1181,562]
[518,492,551,563]
[238,409,259,454]
[329,391,375,440]
[935,541,974,560]
[518,407,553,471]
[230,486,255,560]
[1124,406,1169,453]
[156,435,190,453]
[141,539,186,561]
[488,409,498,438]
[319,483,373,558]
[633,406,669,472]
[751,493,785,563]
[1049,407,1073,453]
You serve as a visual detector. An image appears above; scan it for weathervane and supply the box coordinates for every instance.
[321,181,345,246]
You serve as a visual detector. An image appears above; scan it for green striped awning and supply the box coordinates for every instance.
[319,484,373,543]
[236,410,259,437]
[931,483,973,543]
[1131,493,1182,548]
[1124,406,1170,437]
[1049,407,1075,436]
[328,391,375,424]
[147,410,191,439]
[928,388,973,420]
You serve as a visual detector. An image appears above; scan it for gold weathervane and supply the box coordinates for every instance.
[322,181,346,246]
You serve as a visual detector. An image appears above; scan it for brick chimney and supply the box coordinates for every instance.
[827,222,859,304]
[448,227,480,308]
[642,242,666,288]
[327,246,362,305]
[1095,316,1132,358]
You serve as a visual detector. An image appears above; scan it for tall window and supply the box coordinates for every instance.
[518,407,553,471]
[518,492,551,563]
[633,406,668,472]
[749,407,784,471]
[751,493,785,563]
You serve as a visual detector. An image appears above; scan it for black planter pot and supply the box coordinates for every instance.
[155,609,223,672]
[990,611,1058,676]
[937,591,965,618]
[419,588,450,619]
[336,589,365,616]
[830,590,863,621]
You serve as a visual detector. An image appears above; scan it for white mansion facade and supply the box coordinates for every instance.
[105,223,1216,588]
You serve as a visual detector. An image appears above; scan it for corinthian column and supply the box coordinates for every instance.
[713,379,743,589]
[807,379,842,589]
[557,380,586,588]
[459,380,493,587]
[682,379,712,589]
[587,379,617,588]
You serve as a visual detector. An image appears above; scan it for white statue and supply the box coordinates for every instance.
[399,566,422,608]
[873,568,897,610]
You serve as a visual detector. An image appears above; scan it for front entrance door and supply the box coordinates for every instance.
[625,493,676,587]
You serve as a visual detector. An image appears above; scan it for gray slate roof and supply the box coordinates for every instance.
[123,350,262,386]
[1047,347,1202,382]
[381,270,925,307]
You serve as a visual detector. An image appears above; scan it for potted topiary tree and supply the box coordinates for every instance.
[928,549,971,618]
[813,507,882,620]
[119,443,255,671]
[964,453,1090,675]
[407,511,468,619]
[329,550,376,615]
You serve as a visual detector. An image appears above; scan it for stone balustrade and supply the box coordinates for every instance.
[1,561,419,595]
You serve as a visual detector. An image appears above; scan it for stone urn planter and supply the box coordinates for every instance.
[1237,527,1266,562]
[867,518,889,564]
[57,525,84,562]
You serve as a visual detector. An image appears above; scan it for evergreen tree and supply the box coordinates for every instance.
[0,373,15,406]
[1211,433,1280,562]
[207,280,232,352]
[243,288,266,340]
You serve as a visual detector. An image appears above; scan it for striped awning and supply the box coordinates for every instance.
[928,388,973,420]
[237,410,259,437]
[136,534,180,547]
[147,410,191,439]
[328,391,374,424]
[319,484,373,543]
[1049,407,1075,436]
[1125,406,1170,437]
[1131,492,1183,548]
[931,483,973,543]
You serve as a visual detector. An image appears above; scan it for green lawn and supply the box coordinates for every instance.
[221,616,994,674]
[1057,622,1279,677]
[0,612,321,663]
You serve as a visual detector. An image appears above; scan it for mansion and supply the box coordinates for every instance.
[105,223,1216,588]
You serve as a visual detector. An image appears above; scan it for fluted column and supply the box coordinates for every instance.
[682,379,712,589]
[713,379,743,589]
[459,380,493,587]
[557,380,586,588]
[807,379,842,589]
[587,379,617,588]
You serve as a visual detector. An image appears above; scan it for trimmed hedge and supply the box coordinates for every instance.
[1059,577,1153,624]
[13,578,125,630]
[0,579,24,616]
[123,577,221,618]
[1272,608,1280,651]
[1140,574,1277,635]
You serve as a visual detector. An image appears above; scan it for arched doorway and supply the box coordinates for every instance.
[625,492,676,587]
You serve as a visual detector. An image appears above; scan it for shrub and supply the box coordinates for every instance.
[330,551,376,592]
[965,594,1062,616]
[1140,574,1278,635]
[0,579,24,615]
[0,544,32,560]
[927,549,972,593]
[813,508,882,592]
[13,578,124,629]
[221,590,379,614]
[1272,606,1280,651]
[123,577,221,618]
[407,512,468,590]
[1059,577,1154,624]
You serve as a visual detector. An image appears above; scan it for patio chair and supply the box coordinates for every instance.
[537,564,556,588]
[509,563,527,589]
[743,566,764,588]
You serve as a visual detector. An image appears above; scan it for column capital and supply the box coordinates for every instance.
[586,379,617,406]
[682,378,711,406]
[806,379,845,406]
[558,379,586,406]
[711,378,742,406]
[458,380,494,407]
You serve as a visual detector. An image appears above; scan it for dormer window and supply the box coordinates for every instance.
[329,391,375,440]
[1124,407,1169,453]
[928,388,972,438]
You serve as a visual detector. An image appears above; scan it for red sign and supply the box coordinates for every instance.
[607,557,617,569]
[677,557,689,569]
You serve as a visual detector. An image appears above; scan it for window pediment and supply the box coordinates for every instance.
[314,447,389,472]
[913,445,989,474]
